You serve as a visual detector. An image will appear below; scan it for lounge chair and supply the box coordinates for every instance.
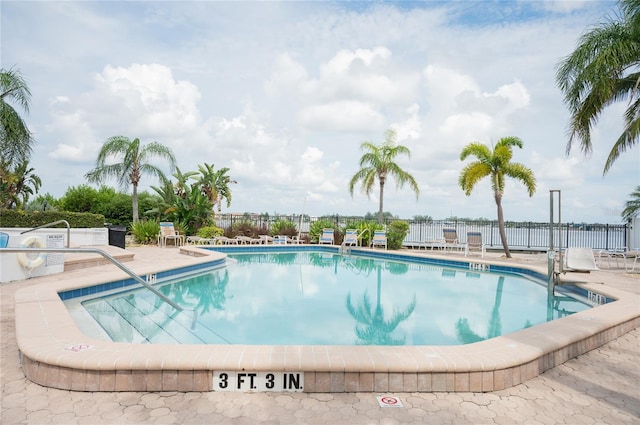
[465,232,486,258]
[371,230,387,250]
[319,228,334,244]
[564,247,599,272]
[442,228,465,252]
[273,235,288,244]
[212,236,239,245]
[287,235,302,244]
[259,235,274,244]
[598,248,640,271]
[158,222,184,247]
[343,229,358,247]
[236,235,262,244]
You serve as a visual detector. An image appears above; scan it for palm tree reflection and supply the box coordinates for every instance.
[346,264,416,345]
[455,276,504,344]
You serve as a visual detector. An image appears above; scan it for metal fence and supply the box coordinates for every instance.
[214,214,629,252]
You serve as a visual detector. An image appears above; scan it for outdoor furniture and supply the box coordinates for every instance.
[442,228,466,252]
[319,228,334,244]
[565,247,599,272]
[343,229,358,246]
[371,230,387,250]
[465,232,486,258]
[158,222,184,247]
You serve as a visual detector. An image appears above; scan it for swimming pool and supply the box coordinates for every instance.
[16,245,639,393]
[75,250,592,346]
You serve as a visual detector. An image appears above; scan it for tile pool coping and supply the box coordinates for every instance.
[14,245,640,393]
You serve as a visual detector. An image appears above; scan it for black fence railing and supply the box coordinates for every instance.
[214,214,629,252]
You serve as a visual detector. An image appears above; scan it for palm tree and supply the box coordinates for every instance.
[85,136,176,223]
[0,67,35,165]
[348,129,420,224]
[1,159,41,209]
[459,137,536,258]
[213,167,237,212]
[196,163,237,213]
[622,185,640,221]
[555,0,640,174]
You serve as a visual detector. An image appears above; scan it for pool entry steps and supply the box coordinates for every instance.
[13,245,640,393]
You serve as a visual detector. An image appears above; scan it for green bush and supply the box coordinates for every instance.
[309,219,335,243]
[0,209,105,228]
[197,225,224,239]
[387,220,410,250]
[130,220,160,244]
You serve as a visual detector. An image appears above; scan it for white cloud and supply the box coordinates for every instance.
[3,0,634,223]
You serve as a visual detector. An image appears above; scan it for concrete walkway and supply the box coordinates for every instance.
[1,246,639,424]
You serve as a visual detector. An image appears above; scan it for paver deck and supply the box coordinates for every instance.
[1,245,639,424]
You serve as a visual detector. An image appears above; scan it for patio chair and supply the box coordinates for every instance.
[442,228,465,252]
[158,222,184,247]
[371,230,387,250]
[319,228,334,244]
[465,231,486,258]
[343,229,358,246]
[273,235,288,244]
[564,247,599,272]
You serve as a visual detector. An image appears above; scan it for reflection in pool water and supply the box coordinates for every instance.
[79,251,591,346]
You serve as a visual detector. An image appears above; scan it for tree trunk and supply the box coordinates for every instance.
[495,192,511,258]
[132,183,139,223]
[378,178,385,225]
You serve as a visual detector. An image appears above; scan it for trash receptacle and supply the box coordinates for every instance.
[107,225,126,249]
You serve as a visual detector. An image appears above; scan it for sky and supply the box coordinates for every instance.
[2,0,638,224]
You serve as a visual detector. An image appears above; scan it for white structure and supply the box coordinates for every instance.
[0,227,108,283]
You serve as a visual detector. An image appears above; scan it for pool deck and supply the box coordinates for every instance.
[2,245,639,423]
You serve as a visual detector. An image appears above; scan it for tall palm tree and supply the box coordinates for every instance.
[348,129,420,224]
[556,0,640,174]
[622,185,640,221]
[85,136,176,223]
[0,67,35,165]
[459,137,536,258]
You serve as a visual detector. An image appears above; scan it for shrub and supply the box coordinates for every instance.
[231,220,265,238]
[269,219,298,237]
[197,225,224,239]
[387,220,410,250]
[130,220,160,244]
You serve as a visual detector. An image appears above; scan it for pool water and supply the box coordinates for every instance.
[79,251,591,346]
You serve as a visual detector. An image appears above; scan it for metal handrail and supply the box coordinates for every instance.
[1,247,184,313]
[20,220,71,248]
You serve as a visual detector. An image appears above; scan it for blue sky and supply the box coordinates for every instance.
[2,0,637,223]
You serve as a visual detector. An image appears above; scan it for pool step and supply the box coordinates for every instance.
[83,290,230,344]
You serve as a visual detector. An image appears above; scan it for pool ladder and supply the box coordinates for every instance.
[339,228,371,255]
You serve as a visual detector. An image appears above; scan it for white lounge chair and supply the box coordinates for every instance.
[465,232,486,258]
[343,229,358,246]
[565,247,599,272]
[158,222,184,247]
[319,228,334,244]
[442,228,465,252]
[371,230,387,250]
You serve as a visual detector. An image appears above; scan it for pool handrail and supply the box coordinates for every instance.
[0,246,185,313]
[20,220,71,248]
